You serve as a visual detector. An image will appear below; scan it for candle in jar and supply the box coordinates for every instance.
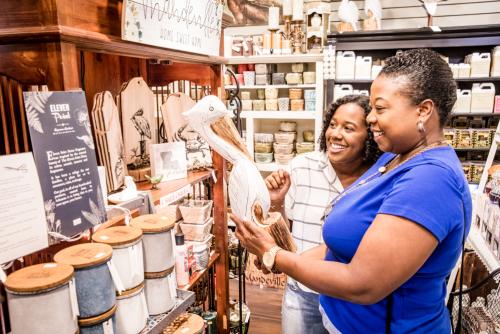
[283,0,292,16]
[292,0,304,21]
[268,6,280,30]
[263,32,272,49]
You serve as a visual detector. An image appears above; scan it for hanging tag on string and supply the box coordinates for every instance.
[68,278,80,319]
[103,318,114,334]
[107,260,125,293]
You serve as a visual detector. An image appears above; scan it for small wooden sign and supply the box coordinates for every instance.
[121,0,223,57]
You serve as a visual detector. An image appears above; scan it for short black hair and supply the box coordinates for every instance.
[319,94,381,165]
[380,48,457,127]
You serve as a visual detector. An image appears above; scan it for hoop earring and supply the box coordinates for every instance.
[418,121,426,133]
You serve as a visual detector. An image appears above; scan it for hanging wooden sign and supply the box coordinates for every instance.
[118,77,156,181]
[23,91,107,238]
[121,0,224,57]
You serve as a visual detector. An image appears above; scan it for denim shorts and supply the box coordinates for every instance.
[281,280,329,334]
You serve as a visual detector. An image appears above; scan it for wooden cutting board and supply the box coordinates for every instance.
[91,91,126,192]
[119,77,156,167]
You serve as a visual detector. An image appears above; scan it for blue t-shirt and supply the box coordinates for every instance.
[320,146,472,333]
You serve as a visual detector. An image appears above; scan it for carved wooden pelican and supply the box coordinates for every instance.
[183,95,295,252]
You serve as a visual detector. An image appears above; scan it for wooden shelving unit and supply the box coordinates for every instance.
[0,1,231,333]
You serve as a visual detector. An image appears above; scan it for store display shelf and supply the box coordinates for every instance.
[226,54,323,64]
[255,162,292,172]
[455,77,500,82]
[137,170,213,206]
[241,111,316,119]
[468,225,500,272]
[140,289,195,334]
[225,84,316,89]
[451,112,500,117]
[454,147,490,151]
[330,79,373,84]
[182,251,220,291]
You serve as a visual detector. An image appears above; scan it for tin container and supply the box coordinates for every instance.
[144,267,177,315]
[130,214,176,273]
[92,226,144,291]
[54,243,115,318]
[78,305,117,334]
[115,283,149,334]
[5,263,78,334]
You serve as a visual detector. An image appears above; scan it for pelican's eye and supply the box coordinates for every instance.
[209,106,214,111]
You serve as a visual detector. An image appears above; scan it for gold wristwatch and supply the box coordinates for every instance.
[262,245,282,271]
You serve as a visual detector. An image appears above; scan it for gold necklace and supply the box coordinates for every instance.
[330,141,449,208]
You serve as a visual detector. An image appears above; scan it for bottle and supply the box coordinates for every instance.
[175,232,189,287]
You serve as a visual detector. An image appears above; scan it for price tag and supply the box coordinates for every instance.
[107,260,125,293]
[68,278,80,319]
[102,319,114,334]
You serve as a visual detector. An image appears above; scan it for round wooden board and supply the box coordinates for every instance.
[92,226,143,246]
[5,263,74,293]
[130,214,175,233]
[54,243,113,269]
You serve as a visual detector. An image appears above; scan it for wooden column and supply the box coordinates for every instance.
[213,151,229,334]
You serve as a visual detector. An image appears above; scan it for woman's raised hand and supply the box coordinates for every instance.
[264,169,291,206]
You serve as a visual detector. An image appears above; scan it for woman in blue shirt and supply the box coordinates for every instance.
[231,48,472,333]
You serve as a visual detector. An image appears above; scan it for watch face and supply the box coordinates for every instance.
[262,252,274,269]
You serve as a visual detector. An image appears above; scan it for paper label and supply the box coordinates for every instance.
[107,260,125,293]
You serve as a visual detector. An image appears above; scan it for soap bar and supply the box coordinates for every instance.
[292,63,305,73]
[241,99,253,111]
[272,73,286,85]
[303,72,316,84]
[290,99,305,111]
[286,73,303,85]
[253,99,265,111]
[241,91,251,100]
[277,98,290,111]
[266,99,278,111]
[256,74,271,85]
[304,89,316,100]
[265,87,279,99]
[255,64,271,74]
[289,88,303,100]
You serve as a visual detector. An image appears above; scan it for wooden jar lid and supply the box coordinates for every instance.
[78,305,117,327]
[144,266,175,279]
[5,263,74,293]
[168,314,205,334]
[130,214,175,233]
[116,282,144,299]
[54,243,113,269]
[92,226,143,246]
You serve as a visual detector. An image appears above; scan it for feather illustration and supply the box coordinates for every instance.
[25,92,52,133]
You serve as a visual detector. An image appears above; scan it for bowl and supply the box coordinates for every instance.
[273,142,294,154]
[254,142,273,153]
[274,131,296,144]
[303,130,315,142]
[254,152,274,163]
[254,133,274,143]
[275,153,295,165]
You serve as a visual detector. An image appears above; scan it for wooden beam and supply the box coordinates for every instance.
[213,152,230,334]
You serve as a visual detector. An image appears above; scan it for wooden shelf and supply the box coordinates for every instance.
[226,54,323,64]
[181,251,220,291]
[241,111,316,119]
[136,170,213,206]
[226,84,316,89]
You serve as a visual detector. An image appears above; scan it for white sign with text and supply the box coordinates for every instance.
[122,0,223,57]
[0,153,48,264]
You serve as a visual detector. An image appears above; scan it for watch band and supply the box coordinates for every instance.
[267,245,282,271]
